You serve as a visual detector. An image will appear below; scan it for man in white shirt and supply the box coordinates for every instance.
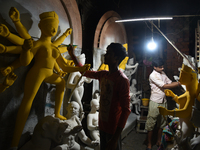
[145,57,180,150]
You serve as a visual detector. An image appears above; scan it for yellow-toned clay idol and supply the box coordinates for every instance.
[10,10,90,148]
[98,63,109,71]
[0,7,77,78]
[118,43,128,71]
[119,56,129,71]
[158,57,198,138]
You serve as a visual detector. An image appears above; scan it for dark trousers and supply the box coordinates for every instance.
[100,130,122,150]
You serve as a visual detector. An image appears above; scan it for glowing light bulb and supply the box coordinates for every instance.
[147,38,157,50]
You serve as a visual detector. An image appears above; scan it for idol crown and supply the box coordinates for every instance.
[39,11,59,21]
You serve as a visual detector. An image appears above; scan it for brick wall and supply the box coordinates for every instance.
[165,17,190,80]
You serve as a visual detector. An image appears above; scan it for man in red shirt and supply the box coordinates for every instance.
[68,43,131,150]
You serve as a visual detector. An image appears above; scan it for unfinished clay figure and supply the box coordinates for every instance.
[67,53,93,118]
[19,116,69,150]
[54,101,99,150]
[129,79,142,115]
[87,99,100,150]
[158,57,197,139]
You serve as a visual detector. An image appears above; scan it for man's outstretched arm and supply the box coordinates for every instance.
[67,44,83,67]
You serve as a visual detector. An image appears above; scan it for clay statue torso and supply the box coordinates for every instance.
[91,112,98,127]
[33,41,60,69]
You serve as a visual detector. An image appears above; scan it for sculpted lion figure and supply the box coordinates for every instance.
[19,116,69,150]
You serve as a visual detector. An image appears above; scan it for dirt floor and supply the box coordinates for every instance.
[122,129,158,150]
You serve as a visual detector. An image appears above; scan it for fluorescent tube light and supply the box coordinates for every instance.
[115,17,173,22]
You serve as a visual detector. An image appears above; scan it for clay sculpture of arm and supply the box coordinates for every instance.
[59,56,74,66]
[164,89,179,103]
[1,58,22,76]
[56,54,90,73]
[54,61,67,77]
[9,7,31,39]
[20,38,34,66]
[0,43,22,54]
[0,24,24,46]
[158,89,191,118]
[78,130,99,147]
[125,62,139,69]
[0,72,17,93]
[53,28,72,47]
[126,62,139,75]
[57,46,68,54]
[83,75,93,84]
[57,45,77,54]
[66,72,77,90]
[63,125,83,137]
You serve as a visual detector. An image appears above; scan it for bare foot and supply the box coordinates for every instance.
[55,114,67,120]
[156,141,161,147]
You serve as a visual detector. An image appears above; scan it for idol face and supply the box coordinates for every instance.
[40,19,59,37]
[69,102,80,116]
